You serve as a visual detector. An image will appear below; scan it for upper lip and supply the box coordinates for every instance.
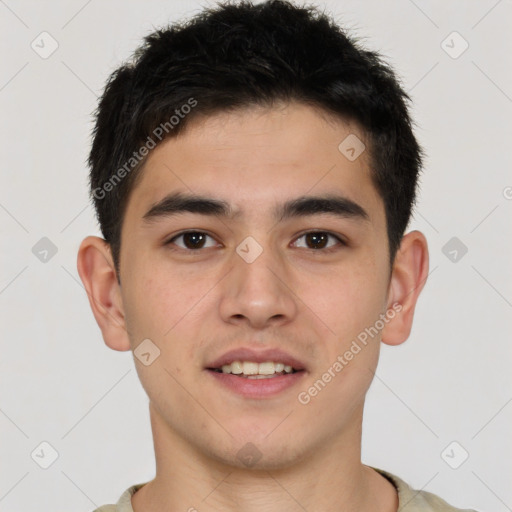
[206,347,306,371]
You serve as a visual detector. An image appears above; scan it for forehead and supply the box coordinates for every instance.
[123,102,384,228]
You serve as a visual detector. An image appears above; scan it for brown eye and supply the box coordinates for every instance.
[293,231,345,252]
[167,231,217,251]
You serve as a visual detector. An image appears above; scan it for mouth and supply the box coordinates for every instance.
[205,363,306,398]
[204,347,307,397]
[206,361,304,379]
[205,347,306,373]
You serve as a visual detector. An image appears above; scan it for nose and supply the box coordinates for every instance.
[218,243,298,330]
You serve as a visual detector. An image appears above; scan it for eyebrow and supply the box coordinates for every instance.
[142,191,370,224]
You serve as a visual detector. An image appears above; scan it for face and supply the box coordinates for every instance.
[110,102,398,468]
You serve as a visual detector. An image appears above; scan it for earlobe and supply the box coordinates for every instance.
[381,230,429,346]
[76,236,131,352]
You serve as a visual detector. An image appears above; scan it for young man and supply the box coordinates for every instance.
[77,1,478,511]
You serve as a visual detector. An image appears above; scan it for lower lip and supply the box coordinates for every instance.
[206,370,306,399]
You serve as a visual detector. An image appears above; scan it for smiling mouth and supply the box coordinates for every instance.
[208,368,303,379]
[206,360,303,379]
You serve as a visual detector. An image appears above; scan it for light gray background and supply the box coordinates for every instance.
[1,1,511,511]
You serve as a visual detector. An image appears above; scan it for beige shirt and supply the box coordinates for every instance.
[92,466,479,512]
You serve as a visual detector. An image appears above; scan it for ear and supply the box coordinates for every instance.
[381,230,429,346]
[76,235,131,351]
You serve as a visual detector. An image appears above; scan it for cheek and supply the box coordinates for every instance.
[302,257,385,335]
[123,267,211,358]
[121,266,176,347]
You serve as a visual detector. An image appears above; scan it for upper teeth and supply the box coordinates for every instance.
[219,361,295,375]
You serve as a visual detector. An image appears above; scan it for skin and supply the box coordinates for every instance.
[77,102,429,512]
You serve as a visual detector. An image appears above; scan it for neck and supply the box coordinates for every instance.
[131,402,398,512]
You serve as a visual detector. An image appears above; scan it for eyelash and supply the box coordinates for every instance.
[164,230,347,254]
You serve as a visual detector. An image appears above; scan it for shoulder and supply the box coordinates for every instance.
[90,482,148,512]
[371,466,480,512]
[406,487,479,512]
